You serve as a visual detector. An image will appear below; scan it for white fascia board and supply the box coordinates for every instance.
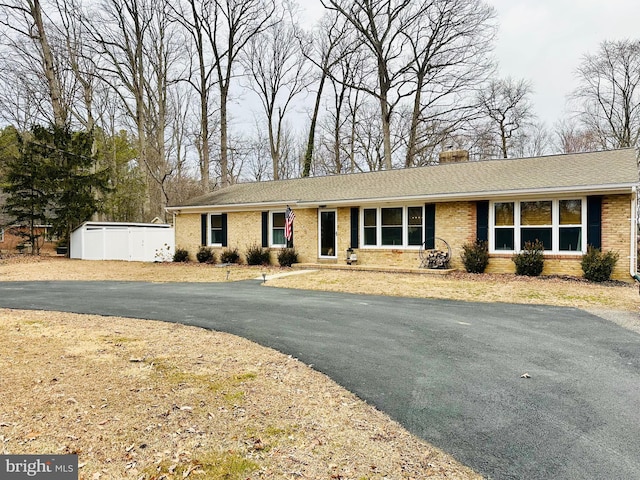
[166,201,298,214]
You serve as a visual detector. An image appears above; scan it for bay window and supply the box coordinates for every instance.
[490,199,585,254]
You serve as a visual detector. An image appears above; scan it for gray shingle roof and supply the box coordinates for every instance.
[171,149,639,210]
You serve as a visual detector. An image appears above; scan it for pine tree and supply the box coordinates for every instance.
[2,124,110,254]
[2,127,50,254]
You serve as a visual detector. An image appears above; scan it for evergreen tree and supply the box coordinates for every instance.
[2,124,110,254]
[1,127,50,254]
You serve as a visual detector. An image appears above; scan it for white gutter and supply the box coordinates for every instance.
[166,200,300,214]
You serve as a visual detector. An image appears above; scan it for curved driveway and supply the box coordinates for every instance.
[1,280,639,480]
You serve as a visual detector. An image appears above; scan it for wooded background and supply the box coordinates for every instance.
[0,0,638,225]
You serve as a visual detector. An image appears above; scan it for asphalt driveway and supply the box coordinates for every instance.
[1,280,639,480]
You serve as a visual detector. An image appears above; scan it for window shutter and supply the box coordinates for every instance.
[200,214,207,246]
[476,201,489,242]
[424,203,435,249]
[221,214,228,247]
[261,212,269,248]
[350,207,359,248]
[587,196,602,249]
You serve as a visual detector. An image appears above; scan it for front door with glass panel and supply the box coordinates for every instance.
[319,210,337,257]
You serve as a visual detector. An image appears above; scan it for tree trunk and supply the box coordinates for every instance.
[30,0,66,127]
[405,75,424,167]
[303,72,326,177]
[380,97,392,170]
[220,84,230,187]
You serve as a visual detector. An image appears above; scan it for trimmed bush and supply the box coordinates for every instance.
[173,248,190,263]
[581,247,619,282]
[512,240,545,276]
[277,248,299,267]
[245,243,271,266]
[196,245,216,264]
[460,239,489,274]
[220,247,241,264]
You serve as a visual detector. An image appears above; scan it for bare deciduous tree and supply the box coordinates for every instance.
[402,0,496,166]
[207,0,276,187]
[299,11,351,177]
[0,0,70,126]
[243,16,311,180]
[90,0,183,220]
[572,39,640,149]
[320,0,495,169]
[477,77,534,158]
[554,118,601,154]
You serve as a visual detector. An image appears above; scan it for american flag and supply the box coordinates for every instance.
[284,206,295,242]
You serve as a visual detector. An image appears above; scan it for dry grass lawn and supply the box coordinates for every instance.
[269,269,639,312]
[1,255,638,479]
[1,309,476,480]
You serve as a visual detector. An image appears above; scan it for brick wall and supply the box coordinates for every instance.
[174,213,201,260]
[175,209,320,264]
[601,194,632,280]
[174,193,634,279]
[484,194,633,281]
[434,202,476,271]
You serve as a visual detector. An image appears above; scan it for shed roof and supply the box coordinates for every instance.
[169,149,639,211]
[72,221,173,232]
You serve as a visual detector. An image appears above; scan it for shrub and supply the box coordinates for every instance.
[512,240,545,276]
[173,248,190,263]
[581,247,619,282]
[196,245,217,264]
[220,247,241,264]
[277,248,299,267]
[245,243,271,266]
[460,239,489,274]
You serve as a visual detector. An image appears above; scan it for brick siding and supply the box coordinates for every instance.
[174,193,634,280]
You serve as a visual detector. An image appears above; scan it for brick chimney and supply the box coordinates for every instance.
[439,149,469,164]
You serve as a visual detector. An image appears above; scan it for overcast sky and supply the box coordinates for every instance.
[300,0,640,128]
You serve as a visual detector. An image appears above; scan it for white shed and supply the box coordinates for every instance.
[70,222,175,262]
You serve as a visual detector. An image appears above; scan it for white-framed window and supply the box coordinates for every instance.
[490,198,586,254]
[209,214,224,245]
[270,211,286,247]
[361,206,424,248]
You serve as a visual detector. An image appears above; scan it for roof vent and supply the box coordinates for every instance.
[439,149,469,164]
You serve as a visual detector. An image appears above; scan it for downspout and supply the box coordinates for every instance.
[631,186,638,280]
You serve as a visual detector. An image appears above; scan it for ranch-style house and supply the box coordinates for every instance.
[166,149,639,281]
